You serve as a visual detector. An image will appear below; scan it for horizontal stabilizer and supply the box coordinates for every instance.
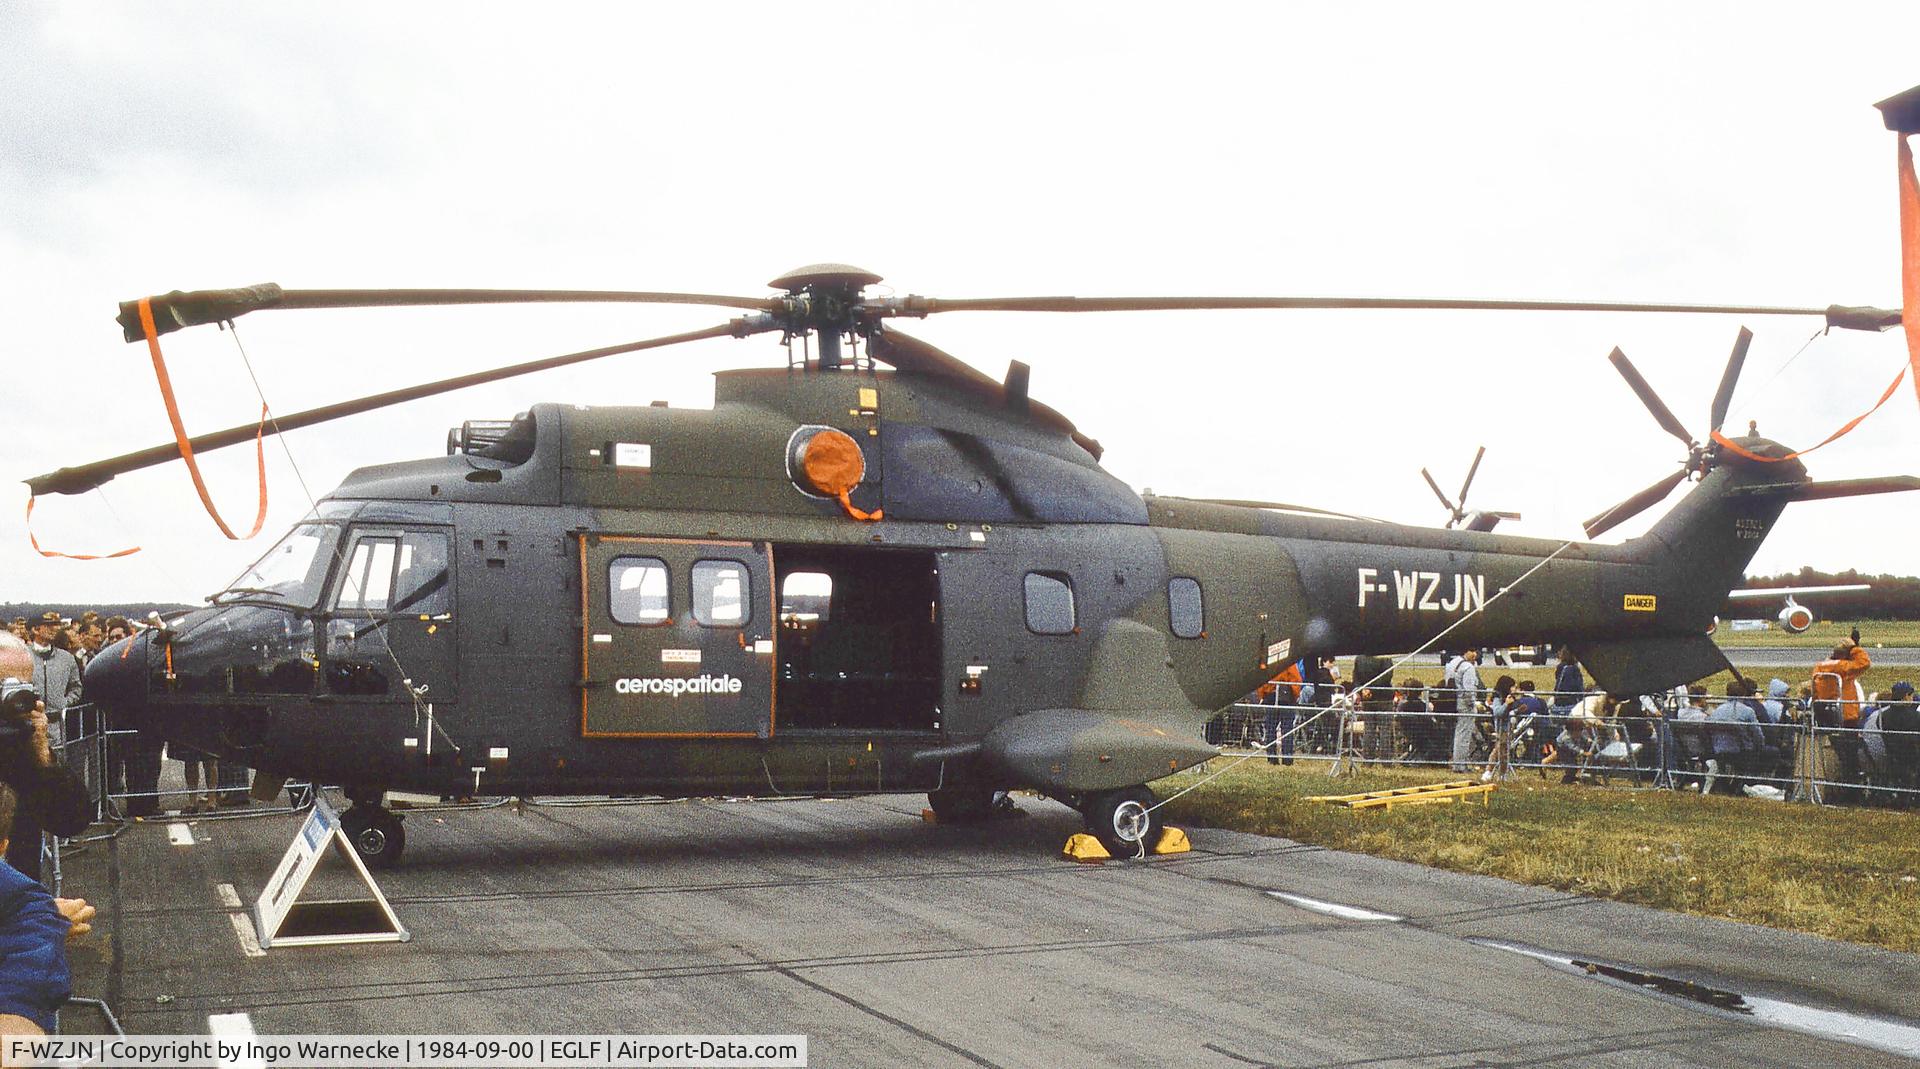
[1725,475,1920,500]
[982,709,1216,794]
[1571,634,1729,696]
[1726,584,1870,600]
[1788,476,1920,501]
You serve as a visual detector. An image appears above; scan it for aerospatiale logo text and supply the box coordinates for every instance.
[615,675,744,697]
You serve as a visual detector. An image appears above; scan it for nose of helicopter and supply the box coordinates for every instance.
[83,632,148,725]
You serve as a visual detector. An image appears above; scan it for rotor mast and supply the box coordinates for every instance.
[766,263,884,371]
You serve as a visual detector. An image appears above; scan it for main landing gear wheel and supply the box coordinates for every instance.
[1083,786,1159,858]
[340,805,406,868]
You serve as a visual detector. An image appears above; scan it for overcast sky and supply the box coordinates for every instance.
[4,2,1918,605]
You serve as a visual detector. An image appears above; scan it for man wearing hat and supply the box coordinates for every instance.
[25,615,85,831]
[1880,682,1920,801]
[24,617,79,740]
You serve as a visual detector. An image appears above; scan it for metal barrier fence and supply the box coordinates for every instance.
[1209,688,1920,807]
[42,703,318,898]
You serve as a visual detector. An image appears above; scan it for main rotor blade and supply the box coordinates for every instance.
[27,318,768,496]
[1607,348,1695,448]
[1582,468,1688,539]
[877,293,1889,323]
[118,285,782,342]
[867,325,1104,459]
[1419,467,1456,513]
[1458,445,1486,507]
[1708,327,1754,433]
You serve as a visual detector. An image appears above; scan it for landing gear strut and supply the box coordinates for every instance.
[1082,786,1160,857]
[341,788,405,868]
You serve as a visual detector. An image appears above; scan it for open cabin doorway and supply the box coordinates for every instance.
[773,545,941,733]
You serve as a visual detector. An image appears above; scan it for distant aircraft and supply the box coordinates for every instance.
[1717,584,1871,633]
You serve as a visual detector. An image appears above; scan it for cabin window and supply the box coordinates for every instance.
[692,560,749,627]
[609,557,670,625]
[1023,571,1076,635]
[780,571,833,625]
[1169,577,1204,639]
[336,537,398,612]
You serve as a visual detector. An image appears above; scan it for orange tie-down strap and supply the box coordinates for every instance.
[137,296,270,539]
[1901,134,1920,413]
[24,495,139,560]
[1710,363,1908,463]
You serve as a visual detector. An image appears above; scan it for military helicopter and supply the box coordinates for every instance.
[27,261,1919,866]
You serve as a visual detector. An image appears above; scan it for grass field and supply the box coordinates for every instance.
[1155,759,1920,952]
[1711,619,1920,649]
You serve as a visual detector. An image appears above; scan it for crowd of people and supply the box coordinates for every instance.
[5,610,239,817]
[1230,635,1920,806]
[0,619,109,1043]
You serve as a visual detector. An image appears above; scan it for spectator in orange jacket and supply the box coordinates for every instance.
[1812,642,1872,726]
[1812,636,1872,802]
[1257,662,1305,766]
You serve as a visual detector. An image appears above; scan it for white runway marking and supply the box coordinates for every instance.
[209,1011,264,1068]
[228,912,265,959]
[215,883,243,909]
[1264,890,1404,922]
[1473,938,1920,1060]
[168,823,194,846]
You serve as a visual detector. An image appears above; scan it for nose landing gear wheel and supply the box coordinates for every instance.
[1083,786,1159,858]
[340,805,406,867]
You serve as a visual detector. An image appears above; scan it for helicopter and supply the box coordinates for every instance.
[30,260,1917,866]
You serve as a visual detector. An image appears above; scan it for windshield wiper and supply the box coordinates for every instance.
[209,586,285,603]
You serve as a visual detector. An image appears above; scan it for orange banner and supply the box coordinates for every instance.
[24,496,139,560]
[1902,135,1920,412]
[137,297,270,540]
[1711,364,1908,463]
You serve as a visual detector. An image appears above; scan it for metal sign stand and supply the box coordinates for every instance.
[252,795,410,949]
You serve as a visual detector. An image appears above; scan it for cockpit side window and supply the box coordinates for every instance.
[332,529,452,615]
[336,537,398,612]
[392,531,452,614]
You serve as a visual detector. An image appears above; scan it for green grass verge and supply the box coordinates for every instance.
[1156,759,1920,952]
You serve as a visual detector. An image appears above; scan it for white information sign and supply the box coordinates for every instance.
[251,795,410,948]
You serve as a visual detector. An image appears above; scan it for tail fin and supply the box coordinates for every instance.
[1636,445,1802,614]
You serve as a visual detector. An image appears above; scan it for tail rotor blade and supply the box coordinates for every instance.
[1458,445,1486,507]
[1583,468,1688,539]
[1708,327,1754,433]
[1607,348,1696,448]
[1420,467,1456,515]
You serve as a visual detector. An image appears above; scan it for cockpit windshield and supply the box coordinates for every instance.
[212,523,342,608]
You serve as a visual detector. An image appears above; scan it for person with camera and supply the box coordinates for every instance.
[0,634,94,885]
[0,782,93,1051]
